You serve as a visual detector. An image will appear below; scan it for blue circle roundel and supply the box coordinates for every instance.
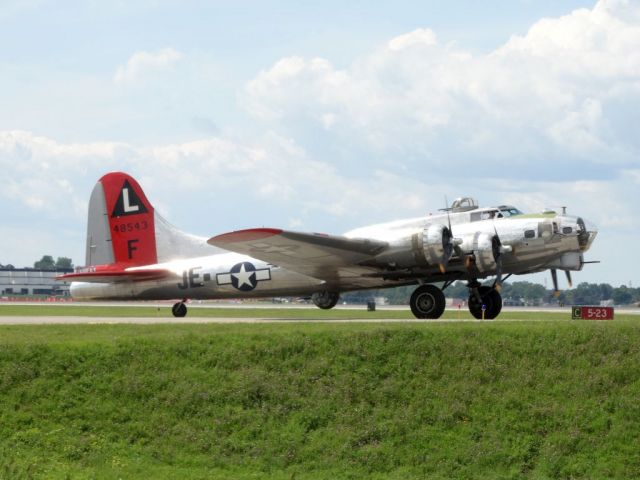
[230,262,258,291]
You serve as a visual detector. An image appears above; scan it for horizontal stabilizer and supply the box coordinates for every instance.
[57,264,177,283]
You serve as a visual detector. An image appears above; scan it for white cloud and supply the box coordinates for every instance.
[242,0,640,180]
[625,169,640,184]
[114,48,183,85]
[0,130,432,227]
[388,28,438,51]
[548,98,604,155]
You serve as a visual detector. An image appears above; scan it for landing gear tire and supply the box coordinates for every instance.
[468,287,502,319]
[410,285,446,319]
[312,291,340,310]
[172,301,188,318]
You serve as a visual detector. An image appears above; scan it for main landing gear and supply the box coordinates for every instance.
[467,285,502,319]
[172,299,188,318]
[408,282,503,320]
[410,284,446,319]
[312,291,340,310]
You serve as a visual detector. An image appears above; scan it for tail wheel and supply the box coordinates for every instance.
[468,287,502,319]
[172,301,187,318]
[410,285,446,319]
[312,291,340,310]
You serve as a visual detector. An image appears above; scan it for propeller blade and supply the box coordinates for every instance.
[437,198,454,274]
[495,259,503,291]
[491,229,503,290]
[565,270,573,288]
[465,255,474,269]
[441,226,455,273]
[551,269,560,297]
[445,195,454,259]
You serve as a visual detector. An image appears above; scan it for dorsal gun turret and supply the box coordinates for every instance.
[449,197,479,212]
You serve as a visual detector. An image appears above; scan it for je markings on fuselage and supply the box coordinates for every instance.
[178,262,272,292]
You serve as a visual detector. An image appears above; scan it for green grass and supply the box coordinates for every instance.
[1,319,640,478]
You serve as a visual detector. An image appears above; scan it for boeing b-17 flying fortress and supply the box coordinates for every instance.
[58,172,598,320]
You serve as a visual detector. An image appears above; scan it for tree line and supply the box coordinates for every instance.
[0,255,74,271]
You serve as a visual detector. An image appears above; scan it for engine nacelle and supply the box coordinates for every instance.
[372,223,453,270]
[422,224,453,267]
[460,232,498,272]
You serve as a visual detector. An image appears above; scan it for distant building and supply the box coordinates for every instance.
[0,268,72,297]
[373,296,389,306]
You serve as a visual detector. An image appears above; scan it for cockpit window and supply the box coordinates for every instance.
[470,206,524,222]
[498,207,523,217]
[471,210,499,222]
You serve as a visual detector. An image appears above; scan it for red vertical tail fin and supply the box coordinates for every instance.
[87,172,158,267]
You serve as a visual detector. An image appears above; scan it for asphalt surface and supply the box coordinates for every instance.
[0,316,490,325]
[0,302,636,325]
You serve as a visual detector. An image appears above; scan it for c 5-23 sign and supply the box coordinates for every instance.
[572,306,614,320]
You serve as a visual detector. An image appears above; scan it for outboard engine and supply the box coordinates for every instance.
[422,224,454,267]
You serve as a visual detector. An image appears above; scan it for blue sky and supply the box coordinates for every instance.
[1,0,639,287]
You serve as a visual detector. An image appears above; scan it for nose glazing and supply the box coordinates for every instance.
[576,217,597,251]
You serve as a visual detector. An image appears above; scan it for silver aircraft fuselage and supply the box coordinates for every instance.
[70,207,597,301]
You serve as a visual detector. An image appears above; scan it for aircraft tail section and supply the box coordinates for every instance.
[85,172,213,268]
[86,172,157,266]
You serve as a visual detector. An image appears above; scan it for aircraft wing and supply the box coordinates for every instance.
[56,265,178,283]
[208,228,388,284]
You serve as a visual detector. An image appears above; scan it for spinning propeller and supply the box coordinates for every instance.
[438,198,455,274]
[491,225,512,291]
[550,269,573,296]
[492,231,504,291]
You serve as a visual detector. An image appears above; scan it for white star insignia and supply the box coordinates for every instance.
[232,264,254,288]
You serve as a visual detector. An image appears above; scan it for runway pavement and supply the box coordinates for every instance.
[1,302,637,325]
[0,316,482,325]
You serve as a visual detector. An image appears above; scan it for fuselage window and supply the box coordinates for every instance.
[524,229,536,239]
[538,223,553,238]
[562,226,573,234]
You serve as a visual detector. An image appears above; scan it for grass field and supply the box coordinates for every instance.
[1,308,639,478]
